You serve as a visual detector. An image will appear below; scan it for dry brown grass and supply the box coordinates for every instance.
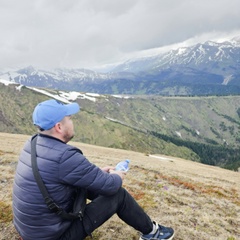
[0,132,239,240]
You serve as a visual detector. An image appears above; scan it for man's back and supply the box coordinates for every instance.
[13,135,75,239]
[13,134,122,239]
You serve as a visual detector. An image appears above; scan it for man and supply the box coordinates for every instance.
[12,99,174,240]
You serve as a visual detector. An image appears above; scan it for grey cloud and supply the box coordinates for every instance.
[0,0,239,70]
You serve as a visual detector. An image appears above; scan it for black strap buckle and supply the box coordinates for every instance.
[77,210,84,220]
[45,197,60,213]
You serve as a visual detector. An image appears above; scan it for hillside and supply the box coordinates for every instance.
[0,132,239,240]
[0,82,197,161]
[3,81,240,170]
[0,81,240,170]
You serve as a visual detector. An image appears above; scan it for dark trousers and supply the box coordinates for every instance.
[59,187,153,240]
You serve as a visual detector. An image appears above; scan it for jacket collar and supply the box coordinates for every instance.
[37,133,66,144]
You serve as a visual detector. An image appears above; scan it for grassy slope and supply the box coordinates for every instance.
[79,95,240,147]
[0,84,198,162]
[76,95,240,170]
[0,133,239,240]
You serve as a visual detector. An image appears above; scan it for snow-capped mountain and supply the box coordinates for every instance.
[0,36,239,95]
[0,66,108,88]
[112,36,240,75]
[0,65,137,92]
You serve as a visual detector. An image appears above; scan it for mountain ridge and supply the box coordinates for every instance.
[0,36,239,95]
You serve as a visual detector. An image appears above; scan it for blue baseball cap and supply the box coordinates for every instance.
[32,99,80,130]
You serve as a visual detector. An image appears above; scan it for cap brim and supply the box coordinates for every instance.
[65,102,80,115]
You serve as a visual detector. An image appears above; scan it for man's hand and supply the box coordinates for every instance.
[101,166,115,173]
[109,169,127,180]
[101,166,127,180]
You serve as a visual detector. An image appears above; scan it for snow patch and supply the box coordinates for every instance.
[112,95,133,99]
[0,78,17,86]
[0,78,24,92]
[175,131,182,138]
[222,75,233,85]
[149,155,175,161]
[27,87,71,103]
[16,85,23,91]
[59,91,81,101]
[77,93,97,102]
[86,93,101,97]
[58,91,98,102]
[26,87,99,103]
[176,47,187,55]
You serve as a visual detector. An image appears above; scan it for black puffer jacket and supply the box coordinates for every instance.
[12,134,122,240]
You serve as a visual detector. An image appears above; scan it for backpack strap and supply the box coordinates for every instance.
[31,134,85,220]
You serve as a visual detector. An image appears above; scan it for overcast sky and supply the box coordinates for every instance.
[0,0,239,71]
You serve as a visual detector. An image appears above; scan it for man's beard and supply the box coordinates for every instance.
[63,131,74,143]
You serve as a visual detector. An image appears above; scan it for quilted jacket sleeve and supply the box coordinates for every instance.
[59,148,122,196]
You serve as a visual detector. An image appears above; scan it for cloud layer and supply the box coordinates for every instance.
[0,0,239,70]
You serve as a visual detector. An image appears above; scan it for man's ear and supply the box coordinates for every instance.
[54,122,62,133]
